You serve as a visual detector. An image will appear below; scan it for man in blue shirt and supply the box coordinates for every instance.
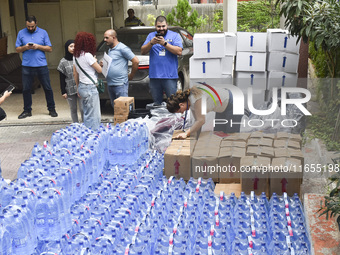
[15,15,58,119]
[103,29,139,109]
[141,16,183,105]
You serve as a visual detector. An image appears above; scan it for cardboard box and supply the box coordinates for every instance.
[220,140,247,148]
[274,147,304,166]
[190,76,233,88]
[267,52,299,73]
[221,56,235,75]
[219,147,246,183]
[198,131,223,143]
[270,157,303,196]
[267,29,301,54]
[241,88,266,111]
[190,57,225,79]
[222,133,251,142]
[273,139,301,150]
[168,139,195,153]
[246,146,275,158]
[241,156,271,195]
[172,130,196,141]
[236,32,267,52]
[114,114,128,125]
[164,145,192,181]
[267,71,298,89]
[276,132,302,143]
[249,131,275,140]
[247,138,273,147]
[214,183,242,197]
[235,52,267,72]
[192,143,220,181]
[235,71,267,90]
[193,33,226,58]
[224,32,237,56]
[114,97,135,115]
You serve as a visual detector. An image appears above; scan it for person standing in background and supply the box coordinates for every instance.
[15,15,58,119]
[73,32,102,130]
[125,9,145,27]
[141,15,183,105]
[57,40,83,123]
[103,29,139,110]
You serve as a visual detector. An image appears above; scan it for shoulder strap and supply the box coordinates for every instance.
[75,58,96,85]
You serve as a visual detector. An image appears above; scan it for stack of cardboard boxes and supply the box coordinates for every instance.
[235,32,267,109]
[190,32,237,86]
[113,97,135,125]
[164,130,196,180]
[164,131,304,196]
[266,29,301,92]
[233,29,300,107]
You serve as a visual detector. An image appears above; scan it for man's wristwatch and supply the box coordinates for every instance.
[163,42,168,47]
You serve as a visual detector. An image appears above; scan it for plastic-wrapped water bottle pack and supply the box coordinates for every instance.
[0,122,310,255]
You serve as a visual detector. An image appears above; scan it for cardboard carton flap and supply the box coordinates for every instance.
[219,147,246,158]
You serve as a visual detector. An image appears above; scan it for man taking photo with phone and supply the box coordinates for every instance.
[0,90,12,121]
[15,15,58,119]
[141,15,182,106]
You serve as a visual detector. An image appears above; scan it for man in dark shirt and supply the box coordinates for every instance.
[125,9,145,27]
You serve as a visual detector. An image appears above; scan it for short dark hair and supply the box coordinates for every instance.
[26,15,37,23]
[127,9,134,14]
[155,16,167,25]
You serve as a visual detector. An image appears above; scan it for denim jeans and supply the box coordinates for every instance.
[149,78,177,105]
[22,66,56,112]
[214,90,243,133]
[67,94,83,123]
[107,81,129,109]
[78,83,101,130]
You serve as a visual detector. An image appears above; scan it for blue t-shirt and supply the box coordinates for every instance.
[106,42,135,86]
[143,30,183,79]
[15,27,52,67]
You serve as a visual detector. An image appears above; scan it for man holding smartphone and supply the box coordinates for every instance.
[15,15,58,119]
[0,90,12,121]
[141,16,182,105]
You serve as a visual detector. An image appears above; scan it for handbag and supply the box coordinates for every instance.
[0,106,6,121]
[75,58,105,93]
[97,79,105,93]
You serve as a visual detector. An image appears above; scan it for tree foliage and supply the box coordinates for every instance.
[166,0,203,34]
[277,0,340,231]
[238,0,280,32]
[276,0,340,78]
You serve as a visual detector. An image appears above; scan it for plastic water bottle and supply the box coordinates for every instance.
[0,226,12,255]
[35,190,62,241]
[67,233,91,255]
[91,235,115,255]
[2,205,34,255]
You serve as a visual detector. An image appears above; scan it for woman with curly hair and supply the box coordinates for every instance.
[73,32,102,130]
[166,85,242,139]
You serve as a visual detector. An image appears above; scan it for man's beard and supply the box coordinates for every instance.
[157,29,168,37]
[28,28,36,34]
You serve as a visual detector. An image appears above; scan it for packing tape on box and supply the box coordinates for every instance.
[252,157,258,166]
[256,146,262,155]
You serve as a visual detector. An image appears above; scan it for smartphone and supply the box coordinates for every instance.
[28,43,33,46]
[6,85,15,92]
[155,33,162,37]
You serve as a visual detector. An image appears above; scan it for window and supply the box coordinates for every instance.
[180,30,193,48]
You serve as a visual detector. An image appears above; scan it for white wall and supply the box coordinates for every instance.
[28,3,63,68]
